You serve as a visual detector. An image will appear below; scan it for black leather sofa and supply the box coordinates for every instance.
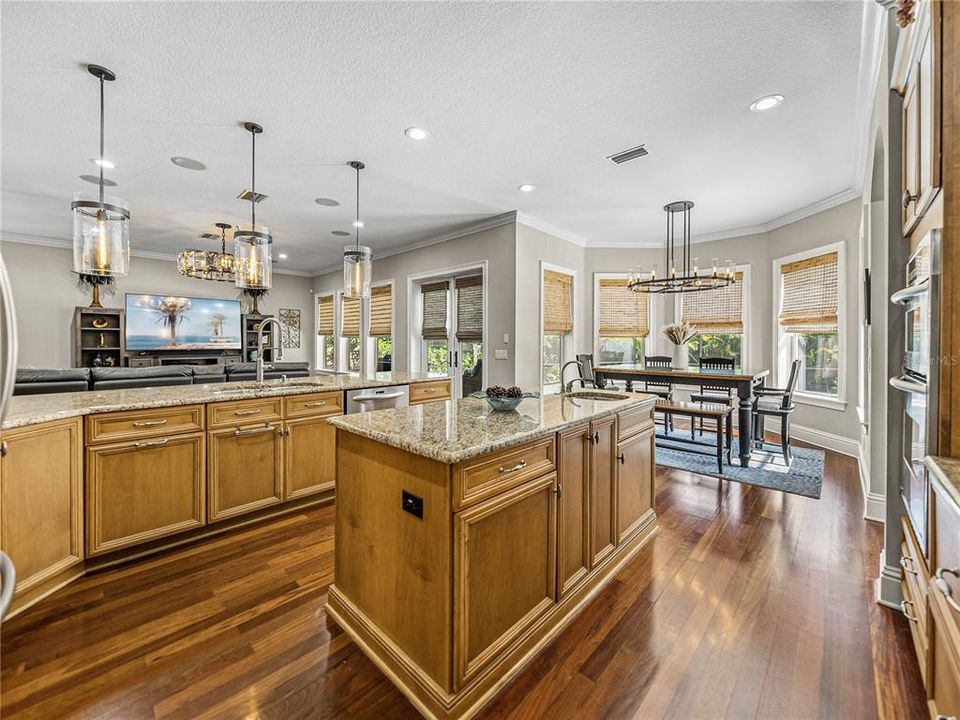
[225,362,311,382]
[90,366,195,391]
[13,368,92,395]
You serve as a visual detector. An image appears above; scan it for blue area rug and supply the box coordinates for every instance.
[655,429,825,499]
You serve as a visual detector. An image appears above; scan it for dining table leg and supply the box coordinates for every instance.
[737,381,753,467]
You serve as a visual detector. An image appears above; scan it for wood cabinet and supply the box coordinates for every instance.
[85,404,204,445]
[454,435,555,509]
[557,424,591,598]
[0,418,83,597]
[409,379,452,405]
[284,416,336,500]
[589,414,618,567]
[207,423,284,522]
[616,420,655,544]
[86,433,206,555]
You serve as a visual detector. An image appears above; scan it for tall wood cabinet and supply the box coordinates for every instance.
[557,424,591,598]
[589,415,618,567]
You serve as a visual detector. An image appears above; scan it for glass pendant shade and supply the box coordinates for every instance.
[234,224,273,290]
[71,191,130,277]
[343,245,372,299]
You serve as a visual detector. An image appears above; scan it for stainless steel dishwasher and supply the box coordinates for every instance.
[345,384,410,414]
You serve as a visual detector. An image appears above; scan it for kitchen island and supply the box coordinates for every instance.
[326,390,658,720]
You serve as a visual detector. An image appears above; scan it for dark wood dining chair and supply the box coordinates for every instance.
[690,356,735,437]
[752,359,800,466]
[644,355,674,432]
[561,354,622,392]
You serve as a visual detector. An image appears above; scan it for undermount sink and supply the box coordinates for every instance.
[564,391,632,401]
[210,379,324,395]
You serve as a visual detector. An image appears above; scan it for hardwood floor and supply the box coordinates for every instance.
[1,446,926,719]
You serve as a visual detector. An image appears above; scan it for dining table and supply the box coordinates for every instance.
[591,363,771,468]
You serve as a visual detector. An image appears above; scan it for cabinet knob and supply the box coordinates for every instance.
[554,483,562,499]
[592,431,600,445]
[0,440,7,457]
[902,189,918,209]
[617,452,625,464]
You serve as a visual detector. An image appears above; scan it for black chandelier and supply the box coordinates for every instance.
[627,201,735,294]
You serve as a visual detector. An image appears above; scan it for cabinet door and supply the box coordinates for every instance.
[589,415,618,566]
[0,419,82,594]
[454,474,557,687]
[86,432,205,555]
[557,424,590,598]
[929,592,960,720]
[208,424,283,522]
[284,416,336,500]
[616,423,655,544]
[902,69,921,232]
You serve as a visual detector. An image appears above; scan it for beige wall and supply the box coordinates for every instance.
[1,240,315,368]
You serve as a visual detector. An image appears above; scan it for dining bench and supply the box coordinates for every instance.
[654,399,734,473]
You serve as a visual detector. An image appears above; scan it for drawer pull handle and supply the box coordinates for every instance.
[234,424,277,437]
[303,401,328,407]
[135,438,169,449]
[934,567,960,614]
[234,409,262,416]
[499,460,527,474]
[900,599,919,623]
[133,419,167,427]
[0,440,7,457]
[617,452,625,464]
[900,555,919,576]
[935,715,957,720]
[592,431,600,445]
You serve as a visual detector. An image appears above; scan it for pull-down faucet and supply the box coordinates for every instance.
[255,317,283,384]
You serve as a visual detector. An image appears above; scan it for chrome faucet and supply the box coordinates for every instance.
[255,318,283,384]
[561,359,583,394]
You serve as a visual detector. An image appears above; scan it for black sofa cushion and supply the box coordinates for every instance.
[14,368,91,395]
[191,365,227,384]
[91,365,194,391]
[225,361,311,381]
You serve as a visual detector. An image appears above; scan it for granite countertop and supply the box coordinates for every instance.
[925,455,960,509]
[328,391,657,464]
[1,371,443,430]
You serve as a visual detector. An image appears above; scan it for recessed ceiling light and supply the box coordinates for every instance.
[353,220,364,228]
[518,183,536,193]
[332,230,350,237]
[315,197,340,207]
[749,94,784,112]
[404,126,429,141]
[79,174,117,187]
[278,253,288,260]
[170,156,207,170]
[91,157,115,169]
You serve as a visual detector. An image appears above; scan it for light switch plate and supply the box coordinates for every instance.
[503,333,511,344]
[495,349,509,360]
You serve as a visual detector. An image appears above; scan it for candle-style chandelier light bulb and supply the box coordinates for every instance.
[343,160,372,299]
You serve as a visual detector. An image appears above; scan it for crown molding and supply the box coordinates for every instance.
[515,213,589,247]
[851,0,888,195]
[0,232,315,277]
[761,186,862,231]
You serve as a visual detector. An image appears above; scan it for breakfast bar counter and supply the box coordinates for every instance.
[326,391,659,720]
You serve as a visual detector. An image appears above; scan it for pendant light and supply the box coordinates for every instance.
[71,65,130,289]
[177,222,237,282]
[343,160,372,299]
[627,201,734,294]
[234,122,273,291]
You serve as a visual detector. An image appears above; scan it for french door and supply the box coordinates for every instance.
[419,274,484,399]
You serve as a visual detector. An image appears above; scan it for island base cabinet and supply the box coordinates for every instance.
[557,425,591,599]
[616,423,655,543]
[0,418,83,598]
[86,432,206,556]
[284,416,336,500]
[454,473,557,688]
[589,415,618,567]
[207,424,283,522]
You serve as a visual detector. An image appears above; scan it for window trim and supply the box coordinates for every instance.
[540,261,577,394]
[592,272,654,366]
[673,263,752,367]
[772,242,847,410]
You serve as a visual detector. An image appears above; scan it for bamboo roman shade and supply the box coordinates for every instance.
[369,284,393,337]
[778,251,839,333]
[421,281,449,339]
[317,295,334,336]
[543,270,573,334]
[340,295,360,337]
[598,278,649,337]
[455,275,483,342]
[681,272,744,333]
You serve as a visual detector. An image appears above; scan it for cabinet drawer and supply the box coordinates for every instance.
[932,481,960,642]
[454,436,556,509]
[283,391,343,419]
[618,405,654,441]
[410,380,452,405]
[930,588,960,720]
[207,397,283,429]
[901,576,928,685]
[86,405,204,445]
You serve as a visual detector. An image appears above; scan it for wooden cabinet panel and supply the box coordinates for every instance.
[589,415,617,566]
[283,390,343,419]
[930,590,960,720]
[0,419,83,594]
[903,69,921,233]
[86,432,205,555]
[284,416,337,500]
[207,397,283,430]
[933,481,960,640]
[454,436,555,509]
[454,474,557,687]
[557,424,590,598]
[409,379,452,405]
[86,405,204,445]
[616,423,654,544]
[618,405,653,441]
[207,424,283,522]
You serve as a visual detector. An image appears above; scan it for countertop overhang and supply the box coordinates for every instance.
[329,391,658,464]
[2,371,441,430]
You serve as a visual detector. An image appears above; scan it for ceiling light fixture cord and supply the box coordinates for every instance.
[98,73,105,206]
[355,163,360,251]
[251,128,256,227]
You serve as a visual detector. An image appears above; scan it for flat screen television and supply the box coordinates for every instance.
[125,294,243,352]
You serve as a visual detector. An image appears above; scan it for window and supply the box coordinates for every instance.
[316,294,336,370]
[421,280,449,378]
[369,283,393,371]
[543,268,573,394]
[596,277,649,365]
[775,247,843,405]
[341,295,361,373]
[681,270,746,365]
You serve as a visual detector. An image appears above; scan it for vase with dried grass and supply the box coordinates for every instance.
[662,322,697,371]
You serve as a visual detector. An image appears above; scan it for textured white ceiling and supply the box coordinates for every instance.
[1,1,866,275]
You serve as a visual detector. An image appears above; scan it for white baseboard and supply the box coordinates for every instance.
[876,549,904,609]
[858,444,886,523]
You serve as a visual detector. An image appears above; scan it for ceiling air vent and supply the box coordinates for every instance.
[607,144,649,165]
[237,189,268,203]
[199,232,221,240]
